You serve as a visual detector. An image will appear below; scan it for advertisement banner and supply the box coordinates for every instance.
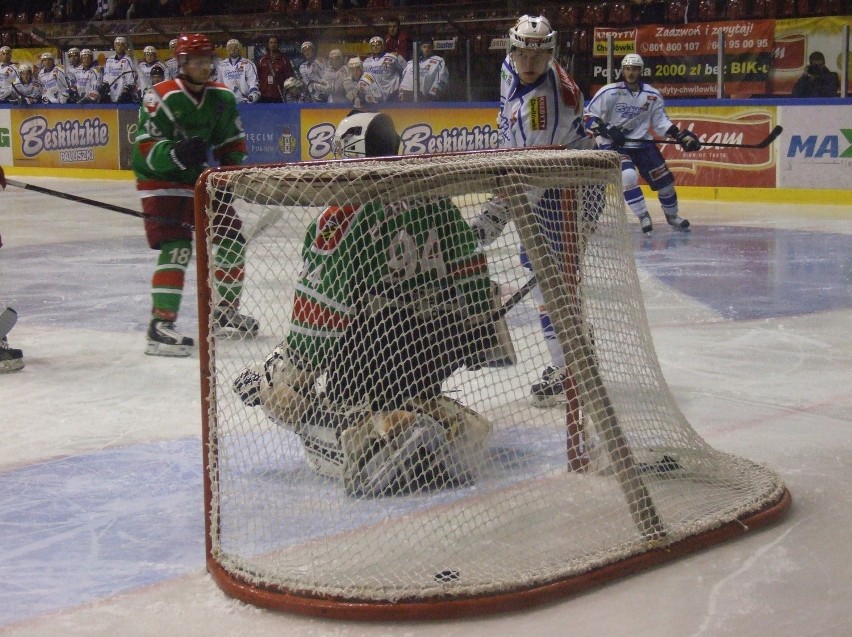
[238,103,302,164]
[777,105,852,189]
[300,107,499,160]
[769,16,852,95]
[0,109,12,166]
[593,20,775,98]
[657,107,779,188]
[9,108,121,169]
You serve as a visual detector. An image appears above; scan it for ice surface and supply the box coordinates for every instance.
[0,178,850,636]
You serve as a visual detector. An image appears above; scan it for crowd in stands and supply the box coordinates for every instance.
[0,0,847,105]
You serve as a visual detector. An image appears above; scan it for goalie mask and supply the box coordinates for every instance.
[333,112,400,159]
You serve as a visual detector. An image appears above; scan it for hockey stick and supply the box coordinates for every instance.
[0,307,18,341]
[3,178,278,242]
[625,125,783,149]
[494,275,537,321]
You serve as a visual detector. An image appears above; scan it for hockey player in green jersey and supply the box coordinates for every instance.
[234,112,515,497]
[132,33,257,357]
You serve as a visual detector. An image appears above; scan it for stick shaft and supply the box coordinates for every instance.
[625,125,783,149]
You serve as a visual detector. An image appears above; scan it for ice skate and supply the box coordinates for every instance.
[145,318,194,357]
[640,214,653,234]
[213,306,259,338]
[666,214,690,230]
[0,337,24,373]
[531,365,567,407]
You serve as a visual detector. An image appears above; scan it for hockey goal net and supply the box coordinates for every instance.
[194,148,790,620]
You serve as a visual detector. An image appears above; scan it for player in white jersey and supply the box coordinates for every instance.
[584,54,699,233]
[165,39,179,80]
[399,39,449,102]
[322,49,349,104]
[343,57,382,108]
[8,63,42,104]
[137,46,164,93]
[75,49,102,103]
[0,46,19,103]
[217,39,260,103]
[38,52,71,103]
[101,36,138,103]
[361,36,405,103]
[64,47,81,101]
[297,41,328,102]
[472,15,596,405]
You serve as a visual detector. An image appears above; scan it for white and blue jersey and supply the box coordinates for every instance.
[498,55,588,150]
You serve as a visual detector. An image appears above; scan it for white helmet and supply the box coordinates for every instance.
[226,39,241,57]
[169,38,178,50]
[114,36,127,46]
[0,46,11,55]
[333,112,400,159]
[143,46,157,55]
[347,57,362,69]
[621,53,644,69]
[40,51,55,60]
[68,47,80,55]
[509,15,556,50]
[282,76,303,91]
[81,48,93,57]
[18,62,32,75]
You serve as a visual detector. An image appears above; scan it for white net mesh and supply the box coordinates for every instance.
[196,149,788,616]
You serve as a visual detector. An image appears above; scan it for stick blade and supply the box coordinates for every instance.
[757,125,783,148]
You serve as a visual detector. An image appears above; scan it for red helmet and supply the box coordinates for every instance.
[175,33,214,58]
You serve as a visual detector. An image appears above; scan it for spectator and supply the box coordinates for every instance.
[38,52,71,103]
[792,51,840,97]
[257,36,295,103]
[399,39,448,102]
[362,36,404,103]
[322,48,349,104]
[93,0,116,19]
[217,39,261,103]
[298,41,328,102]
[384,17,411,60]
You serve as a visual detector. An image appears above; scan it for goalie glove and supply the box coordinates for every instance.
[667,125,701,152]
[471,196,510,247]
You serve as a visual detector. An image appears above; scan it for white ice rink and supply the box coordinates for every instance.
[1,177,850,636]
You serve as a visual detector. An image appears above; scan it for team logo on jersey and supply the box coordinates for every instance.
[529,96,547,131]
[313,205,358,253]
[143,89,161,114]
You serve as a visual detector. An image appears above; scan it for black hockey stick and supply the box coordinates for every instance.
[625,125,783,149]
[3,177,279,242]
[494,275,537,321]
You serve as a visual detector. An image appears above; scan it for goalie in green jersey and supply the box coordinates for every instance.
[234,112,515,497]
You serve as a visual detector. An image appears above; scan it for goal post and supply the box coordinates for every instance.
[194,148,790,620]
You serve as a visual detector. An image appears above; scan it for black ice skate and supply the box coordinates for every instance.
[531,365,567,407]
[213,306,259,338]
[0,337,24,373]
[145,318,194,357]
[640,214,653,234]
[666,214,690,230]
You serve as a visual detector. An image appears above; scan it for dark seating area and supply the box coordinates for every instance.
[1,0,849,50]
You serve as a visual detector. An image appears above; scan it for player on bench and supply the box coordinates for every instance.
[234,111,515,497]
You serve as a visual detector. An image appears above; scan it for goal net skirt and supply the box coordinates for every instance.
[194,149,790,620]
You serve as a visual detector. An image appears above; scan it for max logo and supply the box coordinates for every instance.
[787,130,852,158]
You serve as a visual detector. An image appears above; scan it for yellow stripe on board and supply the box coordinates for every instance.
[642,185,852,206]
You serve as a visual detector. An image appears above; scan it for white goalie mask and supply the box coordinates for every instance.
[621,53,644,70]
[509,15,556,50]
[333,112,400,159]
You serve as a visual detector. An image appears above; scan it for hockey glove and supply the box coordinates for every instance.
[667,125,701,152]
[592,121,626,147]
[234,366,262,406]
[98,83,110,101]
[170,136,208,170]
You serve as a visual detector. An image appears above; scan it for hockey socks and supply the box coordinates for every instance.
[213,237,246,307]
[151,239,192,321]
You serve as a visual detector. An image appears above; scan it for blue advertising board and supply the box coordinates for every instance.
[236,103,301,164]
